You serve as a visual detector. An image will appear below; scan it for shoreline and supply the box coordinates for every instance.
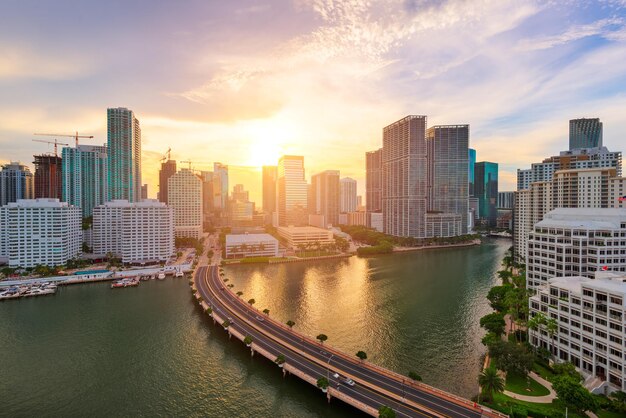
[392,239,481,253]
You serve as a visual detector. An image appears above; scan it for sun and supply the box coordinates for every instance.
[244,118,292,167]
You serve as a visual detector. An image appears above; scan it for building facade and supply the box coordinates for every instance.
[529,272,626,393]
[310,170,340,228]
[365,148,383,213]
[33,154,62,199]
[276,226,334,249]
[426,125,469,234]
[277,155,308,226]
[0,199,81,267]
[474,162,498,227]
[498,191,514,209]
[225,233,279,259]
[168,169,203,239]
[262,165,277,215]
[92,199,174,263]
[526,208,626,291]
[570,118,603,150]
[159,159,177,204]
[107,107,142,202]
[62,144,108,218]
[340,177,357,213]
[469,148,476,196]
[0,162,34,206]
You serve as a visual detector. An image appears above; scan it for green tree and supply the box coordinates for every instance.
[236,291,243,298]
[486,285,511,312]
[488,340,534,376]
[286,320,295,329]
[378,405,396,418]
[478,367,505,402]
[316,334,328,344]
[317,377,329,391]
[546,317,558,357]
[247,298,255,306]
[243,335,253,346]
[497,270,513,285]
[222,319,230,329]
[552,375,598,413]
[263,308,270,316]
[553,362,583,382]
[274,354,286,366]
[356,351,367,362]
[205,307,212,315]
[479,312,506,337]
[408,371,422,381]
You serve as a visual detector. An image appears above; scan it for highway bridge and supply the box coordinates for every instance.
[194,265,506,418]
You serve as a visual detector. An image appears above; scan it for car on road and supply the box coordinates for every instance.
[255,316,264,321]
[332,372,339,379]
[343,377,355,386]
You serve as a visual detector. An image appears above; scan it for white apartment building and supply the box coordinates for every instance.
[340,177,358,213]
[168,169,203,239]
[514,168,623,263]
[93,199,174,264]
[0,199,81,268]
[526,208,626,291]
[529,272,626,393]
[225,233,279,259]
[276,226,334,249]
[609,177,626,208]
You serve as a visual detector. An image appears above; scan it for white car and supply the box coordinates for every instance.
[343,378,355,386]
[332,373,339,379]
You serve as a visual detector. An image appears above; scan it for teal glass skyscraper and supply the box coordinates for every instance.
[107,107,142,202]
[62,145,108,217]
[474,162,498,227]
[569,118,602,150]
[468,148,476,197]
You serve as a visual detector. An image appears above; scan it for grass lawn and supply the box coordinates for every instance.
[505,372,550,396]
[484,392,587,418]
[596,410,626,418]
[532,361,556,382]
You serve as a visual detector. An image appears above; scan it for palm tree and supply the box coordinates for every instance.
[316,334,328,344]
[356,351,367,362]
[286,320,295,329]
[247,298,255,306]
[478,368,504,402]
[236,291,243,298]
[263,308,270,316]
[546,318,558,357]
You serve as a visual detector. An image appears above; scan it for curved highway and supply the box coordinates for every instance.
[196,264,500,418]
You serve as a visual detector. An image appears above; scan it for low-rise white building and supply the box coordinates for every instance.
[0,198,81,267]
[526,208,626,291]
[529,272,626,393]
[93,199,174,264]
[276,226,334,249]
[225,233,278,259]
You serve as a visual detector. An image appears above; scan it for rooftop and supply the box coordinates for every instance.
[548,272,626,304]
[536,208,626,229]
[226,233,278,245]
[276,226,331,233]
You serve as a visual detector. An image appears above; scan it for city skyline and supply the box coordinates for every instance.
[2,1,626,202]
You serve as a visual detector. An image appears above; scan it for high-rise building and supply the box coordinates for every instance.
[33,154,62,199]
[382,116,428,238]
[516,146,621,190]
[141,184,148,200]
[310,170,340,228]
[0,162,34,206]
[213,162,228,212]
[469,148,476,196]
[0,198,81,267]
[200,171,214,223]
[92,199,174,263]
[570,117,603,150]
[340,177,357,213]
[262,166,277,214]
[474,162,498,227]
[62,144,108,218]
[365,149,383,213]
[168,169,203,239]
[158,159,177,204]
[230,184,254,222]
[277,155,308,227]
[497,191,514,209]
[529,271,626,393]
[426,125,469,234]
[526,208,626,291]
[107,107,142,202]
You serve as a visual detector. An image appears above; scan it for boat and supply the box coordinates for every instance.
[175,271,184,278]
[157,272,166,280]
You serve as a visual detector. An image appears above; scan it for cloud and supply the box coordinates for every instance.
[0,44,94,80]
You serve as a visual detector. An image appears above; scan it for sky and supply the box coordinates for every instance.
[1,0,626,205]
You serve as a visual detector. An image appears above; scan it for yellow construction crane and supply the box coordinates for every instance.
[32,138,69,157]
[34,131,94,148]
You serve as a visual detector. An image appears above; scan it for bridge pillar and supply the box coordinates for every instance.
[282,368,286,378]
[228,330,232,340]
[327,392,331,403]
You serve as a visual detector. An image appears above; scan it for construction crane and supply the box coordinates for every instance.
[32,138,69,157]
[34,131,94,147]
[161,147,172,163]
[180,160,193,170]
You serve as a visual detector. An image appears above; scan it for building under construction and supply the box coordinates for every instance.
[33,154,62,199]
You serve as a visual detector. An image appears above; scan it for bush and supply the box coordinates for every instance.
[510,404,527,418]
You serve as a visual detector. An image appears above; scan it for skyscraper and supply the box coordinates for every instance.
[277,155,308,226]
[474,162,498,227]
[468,148,476,196]
[426,125,469,234]
[107,107,142,202]
[168,169,203,239]
[569,117,603,150]
[262,165,277,214]
[310,170,340,227]
[340,177,357,213]
[33,154,62,199]
[141,184,148,200]
[200,170,214,223]
[0,162,34,206]
[158,159,177,204]
[213,162,228,212]
[62,144,108,218]
[365,148,382,212]
[382,115,428,238]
